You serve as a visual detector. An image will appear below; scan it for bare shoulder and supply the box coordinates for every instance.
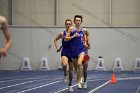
[0,16,7,23]
[57,31,63,38]
[54,31,63,40]
[60,31,63,36]
[83,28,88,32]
[83,28,89,35]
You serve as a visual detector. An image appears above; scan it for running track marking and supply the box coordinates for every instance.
[17,80,61,93]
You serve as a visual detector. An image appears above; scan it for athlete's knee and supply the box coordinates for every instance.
[62,61,68,66]
[77,62,82,66]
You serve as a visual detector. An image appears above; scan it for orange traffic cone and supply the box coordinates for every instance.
[111,73,117,84]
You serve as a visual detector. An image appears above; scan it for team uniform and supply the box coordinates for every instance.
[69,28,86,58]
[82,36,90,63]
[61,30,72,62]
[82,50,90,63]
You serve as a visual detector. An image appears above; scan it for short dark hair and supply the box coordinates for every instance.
[74,15,83,22]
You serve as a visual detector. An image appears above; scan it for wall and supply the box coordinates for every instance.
[0,27,140,70]
[0,0,140,26]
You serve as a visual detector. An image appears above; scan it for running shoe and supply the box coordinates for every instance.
[68,86,73,92]
[83,82,87,89]
[63,76,68,83]
[78,83,82,89]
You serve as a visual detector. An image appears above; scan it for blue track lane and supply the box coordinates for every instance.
[0,70,139,93]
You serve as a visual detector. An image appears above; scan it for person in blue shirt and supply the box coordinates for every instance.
[65,15,90,89]
[54,19,74,92]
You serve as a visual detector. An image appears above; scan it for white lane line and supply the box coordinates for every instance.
[53,78,109,93]
[0,76,62,84]
[53,84,77,93]
[88,77,140,93]
[0,80,37,90]
[53,76,99,93]
[88,80,111,93]
[17,80,61,93]
[0,75,45,80]
[0,77,46,83]
[0,78,58,90]
[136,85,140,93]
[117,77,140,81]
[6,82,49,93]
[6,79,62,93]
